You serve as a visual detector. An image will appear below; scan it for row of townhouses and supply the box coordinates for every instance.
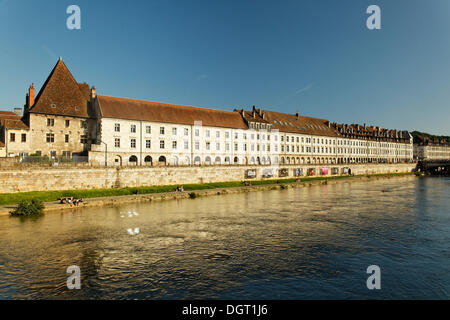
[0,59,415,166]
[413,135,450,161]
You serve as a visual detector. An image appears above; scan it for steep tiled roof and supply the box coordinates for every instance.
[256,109,339,137]
[30,59,91,118]
[1,119,29,130]
[97,95,248,129]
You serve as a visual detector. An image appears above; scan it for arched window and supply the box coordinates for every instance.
[205,156,211,165]
[144,155,152,164]
[215,156,221,164]
[129,155,138,165]
[194,156,201,165]
[250,157,255,164]
[224,156,230,164]
[158,156,166,164]
[234,156,239,164]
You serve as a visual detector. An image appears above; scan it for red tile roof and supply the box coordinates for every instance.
[256,109,339,137]
[0,111,20,119]
[97,95,248,129]
[29,59,91,118]
[1,119,29,130]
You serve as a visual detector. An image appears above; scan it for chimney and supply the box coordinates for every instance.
[14,108,22,117]
[28,83,35,108]
[91,86,96,99]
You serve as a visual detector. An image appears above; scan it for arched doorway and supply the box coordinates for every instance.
[129,155,138,165]
[234,156,239,164]
[215,156,221,165]
[158,155,166,165]
[194,156,201,165]
[144,155,152,165]
[205,156,211,165]
[114,155,122,166]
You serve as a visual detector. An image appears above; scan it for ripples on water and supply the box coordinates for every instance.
[0,176,449,299]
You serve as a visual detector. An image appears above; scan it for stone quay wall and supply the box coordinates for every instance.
[0,163,417,194]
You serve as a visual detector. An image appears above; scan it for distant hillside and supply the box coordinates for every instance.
[411,131,450,144]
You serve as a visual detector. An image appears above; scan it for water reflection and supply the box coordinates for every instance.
[0,176,449,299]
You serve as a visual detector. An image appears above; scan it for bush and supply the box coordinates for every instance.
[10,199,44,216]
[188,192,197,199]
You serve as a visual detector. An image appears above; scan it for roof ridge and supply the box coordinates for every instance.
[98,95,238,115]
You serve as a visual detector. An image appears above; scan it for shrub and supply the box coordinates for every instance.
[10,199,44,216]
[188,192,197,199]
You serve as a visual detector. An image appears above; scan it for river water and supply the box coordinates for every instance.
[0,176,449,300]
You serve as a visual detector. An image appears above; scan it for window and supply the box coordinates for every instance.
[146,126,151,134]
[225,132,229,139]
[131,125,136,133]
[234,143,238,151]
[21,133,26,143]
[46,133,55,143]
[244,144,247,151]
[206,142,210,150]
[146,140,151,149]
[184,128,189,136]
[51,104,56,109]
[115,123,120,132]
[206,130,210,138]
[80,120,87,129]
[226,143,230,151]
[160,140,165,149]
[35,151,42,156]
[235,133,238,139]
[9,133,15,142]
[172,141,177,149]
[47,118,54,126]
[115,138,120,148]
[65,120,70,128]
[80,135,88,144]
[195,129,200,137]
[216,131,220,138]
[184,141,189,149]
[195,141,200,150]
[216,143,220,151]
[62,151,71,158]
[130,139,136,148]
[50,151,56,158]
[244,133,247,140]
[172,128,177,135]
[65,134,69,143]
[160,127,165,135]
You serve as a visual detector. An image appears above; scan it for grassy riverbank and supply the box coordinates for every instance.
[0,172,414,206]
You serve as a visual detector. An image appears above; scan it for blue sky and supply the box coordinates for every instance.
[1,0,449,135]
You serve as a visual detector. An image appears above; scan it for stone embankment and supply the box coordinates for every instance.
[0,173,416,216]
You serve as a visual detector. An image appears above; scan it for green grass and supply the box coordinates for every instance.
[0,172,415,206]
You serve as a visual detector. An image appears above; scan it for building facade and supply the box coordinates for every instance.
[1,59,417,166]
[413,135,450,161]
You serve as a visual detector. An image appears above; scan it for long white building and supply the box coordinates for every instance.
[0,59,414,167]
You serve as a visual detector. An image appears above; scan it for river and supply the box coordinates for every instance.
[0,176,449,299]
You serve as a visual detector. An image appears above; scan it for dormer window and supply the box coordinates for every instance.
[74,106,79,110]
[51,104,56,108]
